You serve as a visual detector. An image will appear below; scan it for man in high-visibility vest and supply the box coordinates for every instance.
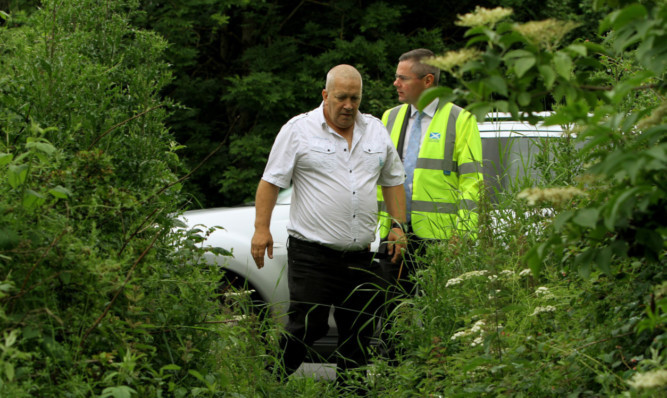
[377,48,483,362]
[378,47,484,286]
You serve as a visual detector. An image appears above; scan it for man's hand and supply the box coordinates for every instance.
[252,180,279,269]
[386,226,407,264]
[251,227,273,269]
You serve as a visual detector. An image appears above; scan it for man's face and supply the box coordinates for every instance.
[322,77,362,131]
[394,60,428,105]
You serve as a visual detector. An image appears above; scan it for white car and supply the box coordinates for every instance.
[178,113,566,355]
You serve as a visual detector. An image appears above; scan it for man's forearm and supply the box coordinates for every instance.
[254,179,280,230]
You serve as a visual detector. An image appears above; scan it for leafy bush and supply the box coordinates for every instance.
[0,1,276,396]
[358,2,666,396]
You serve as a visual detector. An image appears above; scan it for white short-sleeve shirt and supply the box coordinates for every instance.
[262,102,405,251]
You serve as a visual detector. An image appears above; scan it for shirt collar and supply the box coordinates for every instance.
[410,98,439,119]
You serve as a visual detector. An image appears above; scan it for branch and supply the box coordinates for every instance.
[141,115,239,205]
[88,105,164,150]
[80,230,161,347]
[118,207,161,256]
[10,229,68,312]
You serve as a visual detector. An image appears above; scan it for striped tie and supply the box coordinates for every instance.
[403,111,423,222]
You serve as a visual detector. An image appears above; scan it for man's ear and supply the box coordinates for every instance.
[424,73,435,89]
[322,89,328,102]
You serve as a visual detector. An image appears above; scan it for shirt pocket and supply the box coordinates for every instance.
[362,143,385,173]
[305,139,337,172]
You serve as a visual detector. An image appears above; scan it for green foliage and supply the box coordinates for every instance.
[359,2,666,396]
[0,1,277,396]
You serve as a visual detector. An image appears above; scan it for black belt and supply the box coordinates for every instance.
[288,236,372,260]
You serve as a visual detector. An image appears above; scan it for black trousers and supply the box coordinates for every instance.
[377,231,436,361]
[279,236,385,376]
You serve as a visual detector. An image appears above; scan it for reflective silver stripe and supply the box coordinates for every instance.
[443,104,462,172]
[416,158,461,173]
[411,201,458,214]
[416,158,444,170]
[377,200,387,212]
[459,199,478,211]
[385,106,403,132]
[412,199,478,213]
[458,161,483,174]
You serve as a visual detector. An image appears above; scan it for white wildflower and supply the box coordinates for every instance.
[530,306,557,316]
[499,270,515,277]
[446,270,489,287]
[535,287,549,295]
[627,369,667,389]
[470,320,485,333]
[451,330,469,340]
[488,275,498,282]
[519,269,532,277]
[470,336,484,347]
[517,186,585,206]
[446,277,463,287]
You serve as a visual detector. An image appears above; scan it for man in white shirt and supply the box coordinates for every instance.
[251,64,407,380]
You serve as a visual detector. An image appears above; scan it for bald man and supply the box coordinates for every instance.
[251,64,407,379]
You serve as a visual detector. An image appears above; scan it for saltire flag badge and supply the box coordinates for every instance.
[429,132,441,141]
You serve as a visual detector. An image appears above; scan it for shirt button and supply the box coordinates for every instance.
[353,214,356,218]
[344,148,347,152]
[349,170,352,173]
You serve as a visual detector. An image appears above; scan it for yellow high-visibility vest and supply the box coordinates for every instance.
[377,102,483,239]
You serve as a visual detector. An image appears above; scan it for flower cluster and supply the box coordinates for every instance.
[530,305,557,316]
[535,286,554,299]
[627,369,667,389]
[451,319,486,347]
[513,19,581,50]
[455,6,514,28]
[499,270,515,278]
[519,268,532,277]
[425,48,482,74]
[517,186,585,206]
[445,270,489,287]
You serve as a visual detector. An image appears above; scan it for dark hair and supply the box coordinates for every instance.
[399,48,440,86]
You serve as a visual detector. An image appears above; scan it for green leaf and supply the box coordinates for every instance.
[514,56,536,78]
[608,4,647,31]
[0,228,20,250]
[604,187,641,230]
[517,92,531,106]
[417,86,455,110]
[0,153,13,167]
[504,49,533,59]
[572,208,600,229]
[26,140,56,155]
[575,248,596,279]
[553,210,574,232]
[8,164,29,188]
[4,362,14,382]
[483,75,508,97]
[100,386,137,398]
[23,189,46,210]
[538,65,556,89]
[595,246,613,275]
[553,52,573,79]
[565,44,587,57]
[48,185,72,199]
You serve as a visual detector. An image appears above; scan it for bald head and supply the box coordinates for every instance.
[325,64,363,92]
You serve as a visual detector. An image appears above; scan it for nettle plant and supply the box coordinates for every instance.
[371,2,665,396]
